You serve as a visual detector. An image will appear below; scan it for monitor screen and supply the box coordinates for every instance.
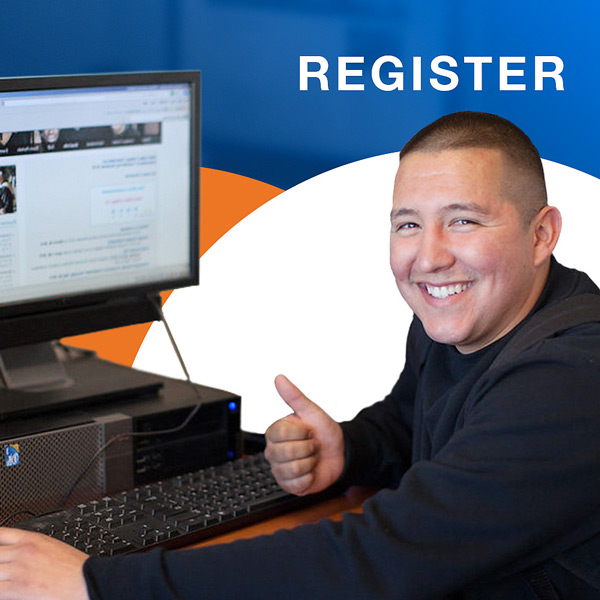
[0,71,200,350]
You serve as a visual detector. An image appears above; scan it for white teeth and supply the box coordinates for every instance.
[425,282,472,299]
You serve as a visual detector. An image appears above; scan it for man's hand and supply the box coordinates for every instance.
[0,528,89,600]
[265,375,345,496]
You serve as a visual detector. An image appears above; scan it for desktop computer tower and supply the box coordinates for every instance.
[0,361,241,523]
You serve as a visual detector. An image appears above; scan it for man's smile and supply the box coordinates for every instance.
[419,281,473,300]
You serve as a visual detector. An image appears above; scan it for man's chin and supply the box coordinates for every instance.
[421,321,469,348]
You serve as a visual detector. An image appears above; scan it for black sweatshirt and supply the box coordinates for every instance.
[84,259,600,599]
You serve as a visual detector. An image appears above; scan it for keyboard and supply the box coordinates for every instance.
[15,453,310,556]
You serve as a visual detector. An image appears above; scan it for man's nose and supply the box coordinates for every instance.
[413,227,455,273]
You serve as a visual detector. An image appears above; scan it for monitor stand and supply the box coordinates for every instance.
[0,342,72,391]
[0,342,164,420]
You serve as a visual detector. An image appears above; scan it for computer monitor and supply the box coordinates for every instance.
[0,71,200,395]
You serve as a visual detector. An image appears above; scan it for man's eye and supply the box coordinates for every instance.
[452,218,477,227]
[394,222,418,232]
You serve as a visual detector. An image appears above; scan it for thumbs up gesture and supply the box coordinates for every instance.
[264,375,345,496]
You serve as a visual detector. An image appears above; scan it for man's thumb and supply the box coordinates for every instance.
[274,374,322,422]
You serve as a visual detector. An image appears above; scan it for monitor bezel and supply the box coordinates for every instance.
[0,70,200,348]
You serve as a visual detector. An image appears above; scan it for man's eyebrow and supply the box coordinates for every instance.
[390,203,491,221]
[441,202,491,216]
[390,207,417,220]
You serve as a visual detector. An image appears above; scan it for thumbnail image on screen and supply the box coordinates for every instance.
[0,165,16,215]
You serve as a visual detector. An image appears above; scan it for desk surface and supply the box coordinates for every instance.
[190,487,374,549]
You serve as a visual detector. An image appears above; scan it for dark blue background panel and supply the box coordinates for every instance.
[0,0,597,189]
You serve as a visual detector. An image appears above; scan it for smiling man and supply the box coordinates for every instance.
[265,113,600,599]
[1,112,600,600]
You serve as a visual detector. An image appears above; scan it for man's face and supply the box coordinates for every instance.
[390,147,545,353]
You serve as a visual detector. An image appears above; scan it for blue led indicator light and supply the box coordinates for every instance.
[228,401,238,412]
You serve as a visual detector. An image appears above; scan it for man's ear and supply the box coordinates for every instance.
[532,205,562,267]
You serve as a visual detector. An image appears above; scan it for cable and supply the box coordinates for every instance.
[152,294,193,383]
[0,510,35,527]
[58,295,203,508]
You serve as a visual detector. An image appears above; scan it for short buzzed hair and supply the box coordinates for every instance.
[400,111,548,223]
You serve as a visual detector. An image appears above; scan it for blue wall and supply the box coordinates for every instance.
[2,0,597,189]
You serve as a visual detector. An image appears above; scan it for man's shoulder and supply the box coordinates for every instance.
[543,258,600,302]
[492,293,600,371]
